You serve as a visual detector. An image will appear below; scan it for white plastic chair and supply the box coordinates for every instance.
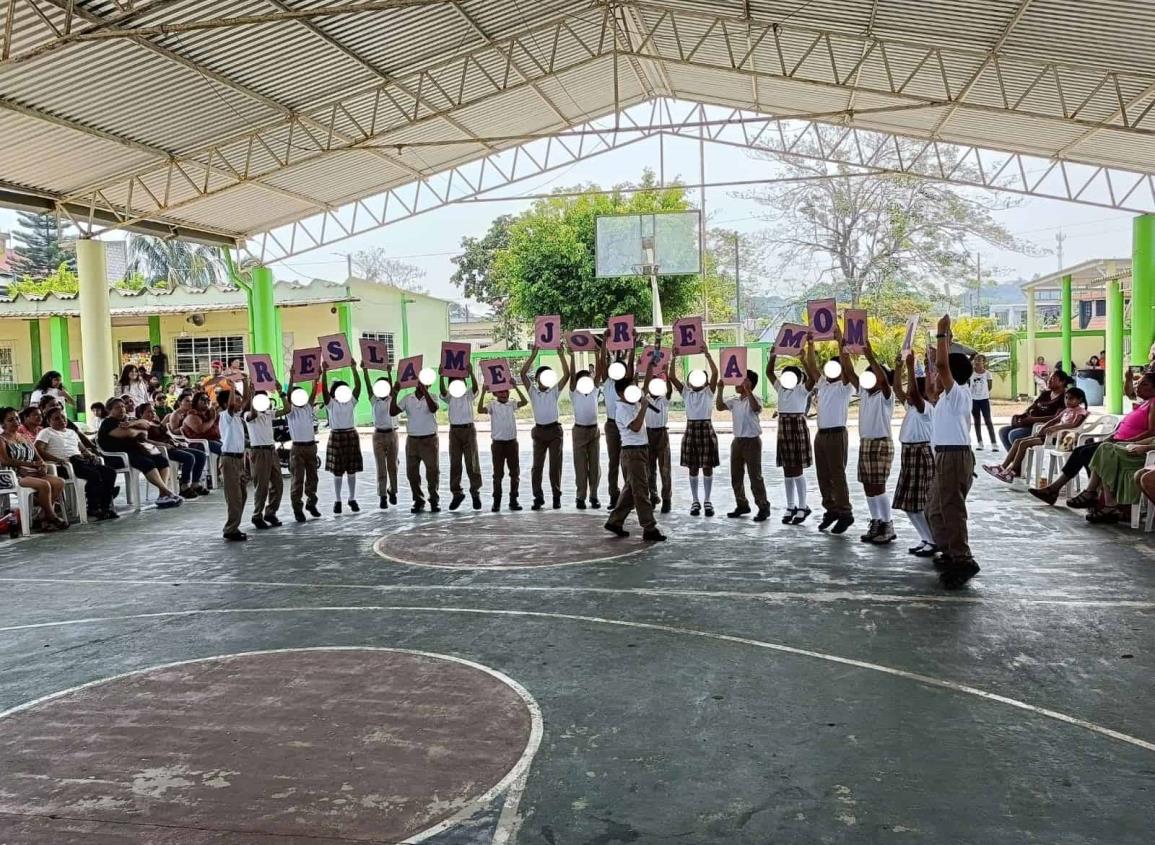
[0,469,34,536]
[173,435,216,489]
[45,463,87,525]
[1129,451,1155,530]
[1040,417,1118,495]
[98,449,141,512]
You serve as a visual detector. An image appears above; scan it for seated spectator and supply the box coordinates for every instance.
[39,395,97,452]
[35,407,119,520]
[97,397,183,508]
[89,402,107,422]
[0,406,69,532]
[121,395,137,419]
[1032,356,1049,393]
[182,392,222,454]
[167,394,193,435]
[30,370,76,408]
[137,402,207,498]
[984,387,1088,481]
[1031,372,1155,505]
[151,390,173,419]
[1077,438,1155,523]
[999,371,1071,451]
[17,406,42,441]
[1087,355,1103,370]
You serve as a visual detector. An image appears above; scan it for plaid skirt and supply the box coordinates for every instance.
[892,442,934,512]
[857,437,894,486]
[325,428,364,475]
[776,413,812,467]
[680,419,720,468]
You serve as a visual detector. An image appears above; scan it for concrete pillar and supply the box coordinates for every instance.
[1025,288,1037,393]
[148,315,162,350]
[336,300,368,424]
[48,315,73,417]
[1061,273,1073,375]
[1133,214,1155,367]
[76,239,113,402]
[1106,260,1124,414]
[28,319,42,378]
[248,266,278,363]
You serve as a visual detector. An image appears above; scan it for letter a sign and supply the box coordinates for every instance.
[843,309,868,354]
[773,323,809,357]
[534,315,562,349]
[720,347,748,385]
[807,299,837,342]
[606,314,635,352]
[396,355,422,389]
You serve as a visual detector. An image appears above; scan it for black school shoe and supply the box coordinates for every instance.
[830,514,855,535]
[306,504,322,518]
[531,498,545,511]
[604,522,630,537]
[294,508,307,523]
[781,508,797,524]
[224,531,248,542]
[590,499,601,509]
[411,502,425,514]
[661,499,672,514]
[429,500,441,513]
[333,501,342,514]
[251,515,270,530]
[492,498,502,512]
[752,505,771,522]
[727,504,751,518]
[472,493,482,510]
[939,559,981,589]
[449,493,465,511]
[348,499,360,512]
[576,498,587,510]
[509,498,523,511]
[817,512,837,531]
[791,507,812,525]
[264,514,283,527]
[389,491,397,505]
[642,528,667,542]
[379,496,388,509]
[553,495,562,510]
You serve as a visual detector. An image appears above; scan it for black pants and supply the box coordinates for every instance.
[68,456,117,511]
[1061,441,1104,479]
[972,399,996,445]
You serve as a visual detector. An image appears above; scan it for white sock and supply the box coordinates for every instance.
[703,475,713,501]
[334,475,343,499]
[866,496,879,519]
[876,495,892,523]
[909,511,933,543]
[793,476,808,509]
[785,478,797,509]
[689,474,700,503]
[347,474,357,499]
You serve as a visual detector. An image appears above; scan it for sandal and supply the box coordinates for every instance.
[1029,486,1059,506]
[689,502,701,516]
[1086,507,1122,525]
[1066,490,1099,509]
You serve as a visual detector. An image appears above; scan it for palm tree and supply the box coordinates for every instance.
[127,235,222,290]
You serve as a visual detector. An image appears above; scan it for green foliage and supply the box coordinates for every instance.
[10,212,74,278]
[113,271,159,293]
[949,316,1014,353]
[449,214,520,346]
[127,235,220,289]
[8,262,78,297]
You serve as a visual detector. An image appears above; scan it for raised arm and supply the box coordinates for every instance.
[834,325,858,389]
[747,387,762,415]
[936,314,955,391]
[802,334,820,386]
[513,384,529,409]
[568,348,578,392]
[422,387,438,414]
[891,354,907,406]
[766,352,778,387]
[704,348,719,391]
[520,345,538,390]
[715,379,727,413]
[439,373,449,399]
[273,380,290,417]
[558,342,571,386]
[476,385,489,415]
[321,363,332,403]
[350,360,362,400]
[594,340,607,386]
[468,361,479,395]
[864,341,890,398]
[389,388,402,417]
[668,349,684,393]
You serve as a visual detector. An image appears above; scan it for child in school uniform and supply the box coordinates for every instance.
[478,382,528,511]
[927,314,980,589]
[363,362,398,510]
[568,347,603,510]
[643,344,674,514]
[321,361,362,514]
[245,383,283,530]
[281,370,321,522]
[440,365,483,511]
[715,368,771,521]
[391,377,440,513]
[846,341,896,544]
[970,355,998,451]
[671,348,719,516]
[604,377,666,541]
[520,343,570,510]
[892,350,937,556]
[767,351,813,524]
[217,382,249,542]
[601,345,635,510]
[804,329,855,533]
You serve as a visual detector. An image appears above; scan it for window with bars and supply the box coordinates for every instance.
[0,346,13,385]
[361,332,395,362]
[174,336,245,376]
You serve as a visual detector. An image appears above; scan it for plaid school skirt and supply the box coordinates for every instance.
[776,413,812,467]
[679,419,720,469]
[857,437,894,486]
[325,428,364,475]
[892,442,934,512]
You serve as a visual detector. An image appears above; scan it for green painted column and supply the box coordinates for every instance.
[48,316,74,418]
[1106,271,1125,414]
[28,320,42,378]
[400,298,411,358]
[1061,273,1073,374]
[336,300,369,424]
[1132,214,1155,368]
[248,266,279,364]
[148,315,162,350]
[1025,289,1037,394]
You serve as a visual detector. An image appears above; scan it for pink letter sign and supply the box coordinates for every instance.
[807,298,838,341]
[773,323,809,357]
[843,309,868,354]
[606,314,635,352]
[719,347,748,385]
[359,338,389,370]
[901,316,919,355]
[292,347,321,381]
[641,345,669,377]
[566,330,596,352]
[481,358,514,391]
[440,342,471,378]
[317,333,352,368]
[672,317,705,354]
[244,354,277,392]
[534,315,562,349]
[396,355,423,389]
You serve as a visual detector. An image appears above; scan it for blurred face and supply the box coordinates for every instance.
[140,406,156,422]
[1036,357,1045,365]
[124,399,135,414]
[975,356,986,369]
[1138,377,1155,401]
[23,409,41,429]
[1,411,17,431]
[1065,393,1081,408]
[50,374,61,388]
[211,363,222,376]
[1048,373,1064,392]
[178,397,192,413]
[48,411,66,430]
[108,401,126,420]
[495,390,510,402]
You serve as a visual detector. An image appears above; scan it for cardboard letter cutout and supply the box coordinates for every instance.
[843,309,868,354]
[396,355,423,389]
[606,314,635,352]
[244,354,276,392]
[317,333,352,368]
[440,341,471,378]
[641,345,669,377]
[566,330,596,351]
[482,358,514,391]
[359,338,389,369]
[720,347,748,385]
[672,317,705,354]
[292,347,321,381]
[534,315,562,349]
[773,323,809,357]
[901,317,920,356]
[807,299,837,341]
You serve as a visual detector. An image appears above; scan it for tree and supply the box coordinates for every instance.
[950,316,1014,354]
[128,235,221,289]
[745,127,1040,306]
[10,212,74,278]
[350,248,427,293]
[8,262,78,297]
[449,215,519,346]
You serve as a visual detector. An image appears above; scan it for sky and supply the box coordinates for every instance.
[0,127,1137,305]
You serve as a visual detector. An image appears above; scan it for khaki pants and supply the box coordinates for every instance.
[647,427,672,503]
[730,436,768,508]
[814,428,852,515]
[289,442,318,511]
[449,425,482,496]
[607,447,656,531]
[572,424,601,501]
[372,430,398,498]
[927,448,975,561]
[249,448,283,519]
[220,455,248,536]
[405,434,440,506]
[531,423,563,501]
[604,420,622,500]
[492,439,520,500]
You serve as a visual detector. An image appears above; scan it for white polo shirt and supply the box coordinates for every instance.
[816,379,854,429]
[614,401,647,447]
[528,384,560,425]
[572,388,600,426]
[286,405,317,443]
[858,387,895,440]
[932,384,973,447]
[899,401,934,444]
[725,395,762,438]
[245,410,275,446]
[219,411,246,453]
[488,400,518,441]
[684,387,713,421]
[370,396,396,431]
[35,427,82,460]
[603,381,620,421]
[444,389,476,426]
[327,399,356,431]
[646,395,668,428]
[775,382,810,414]
[401,393,438,437]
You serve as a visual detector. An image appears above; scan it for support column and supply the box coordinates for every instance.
[336,300,368,424]
[48,316,73,417]
[1106,260,1124,413]
[77,239,113,403]
[148,315,162,350]
[248,266,278,363]
[1061,273,1073,374]
[28,320,42,378]
[400,298,411,358]
[1025,289,1037,395]
[1132,214,1155,367]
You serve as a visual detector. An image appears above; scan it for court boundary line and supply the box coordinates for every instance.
[0,646,543,844]
[1,605,1152,754]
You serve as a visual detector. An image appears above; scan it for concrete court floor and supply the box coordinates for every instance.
[0,427,1152,844]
